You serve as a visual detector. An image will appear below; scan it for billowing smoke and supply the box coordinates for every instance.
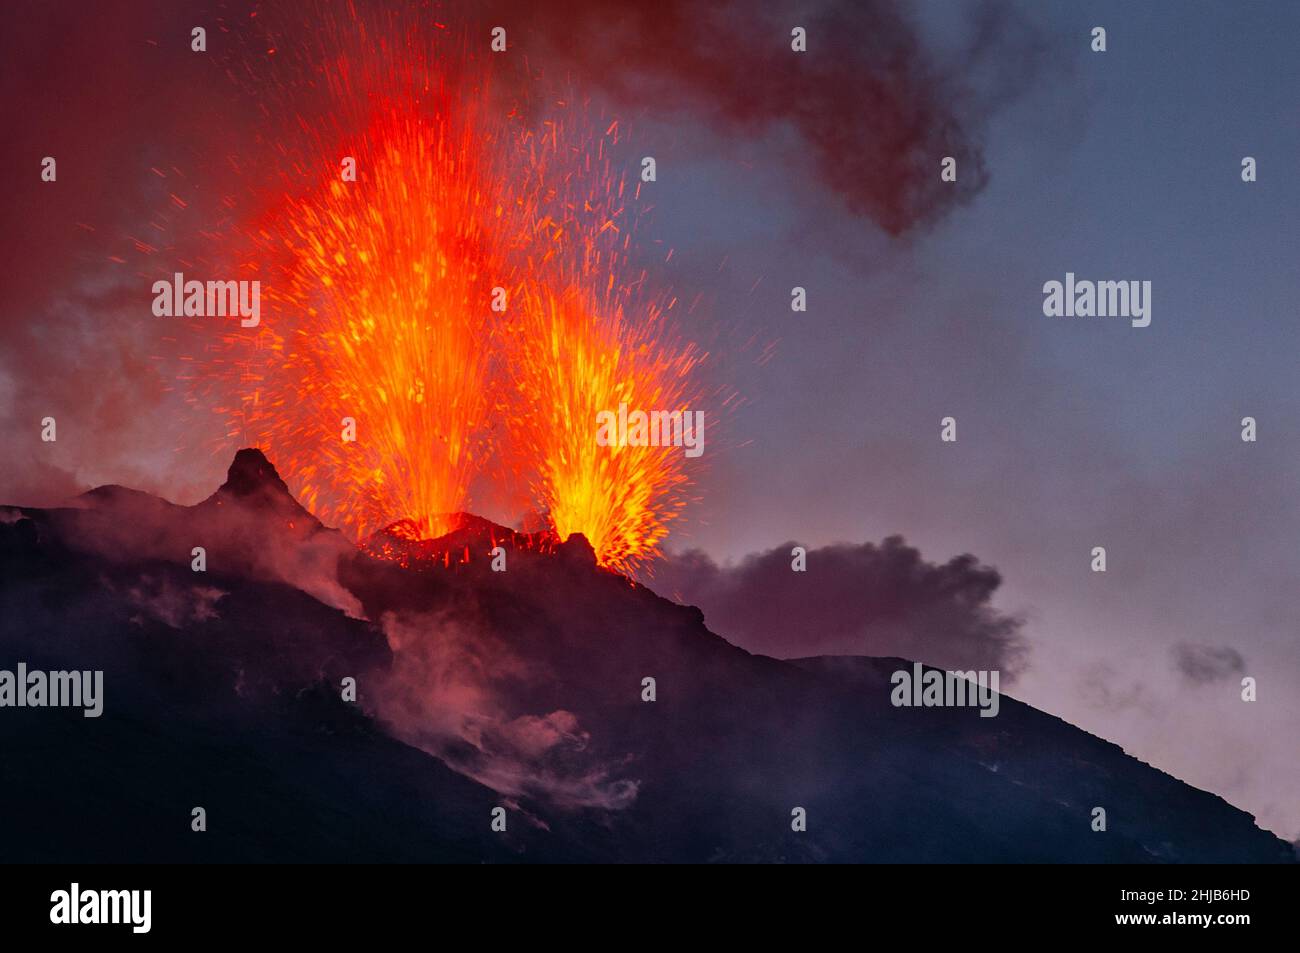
[18,449,365,618]
[653,535,1027,679]
[488,0,1042,233]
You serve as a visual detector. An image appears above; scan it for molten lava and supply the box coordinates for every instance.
[225,103,509,541]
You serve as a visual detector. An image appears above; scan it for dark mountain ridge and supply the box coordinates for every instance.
[0,450,1292,862]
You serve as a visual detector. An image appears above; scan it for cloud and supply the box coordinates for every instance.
[1173,643,1246,686]
[652,535,1027,679]
[1076,661,1160,716]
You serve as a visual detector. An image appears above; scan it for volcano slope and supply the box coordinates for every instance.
[0,449,1291,863]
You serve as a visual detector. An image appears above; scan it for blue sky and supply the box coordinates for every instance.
[639,1,1300,837]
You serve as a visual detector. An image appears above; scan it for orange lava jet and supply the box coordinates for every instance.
[227,102,511,540]
[503,279,702,574]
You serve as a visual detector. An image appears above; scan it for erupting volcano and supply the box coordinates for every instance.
[194,5,708,574]
[2,447,1292,863]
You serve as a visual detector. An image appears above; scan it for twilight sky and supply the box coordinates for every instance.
[2,1,1297,839]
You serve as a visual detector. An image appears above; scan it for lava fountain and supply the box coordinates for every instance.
[204,7,708,573]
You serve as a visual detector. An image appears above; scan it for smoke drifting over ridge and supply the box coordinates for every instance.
[376,609,639,811]
[654,536,1027,678]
